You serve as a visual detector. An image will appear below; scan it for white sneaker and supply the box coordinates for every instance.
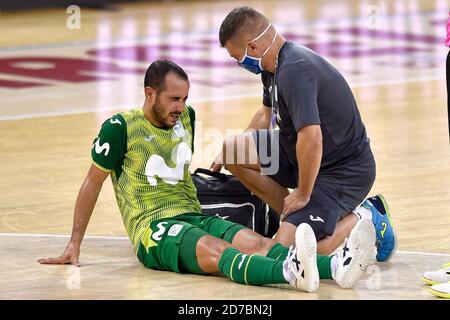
[333,219,376,289]
[421,263,450,285]
[283,223,319,293]
[429,281,450,299]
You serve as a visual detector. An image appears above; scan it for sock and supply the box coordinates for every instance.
[353,205,372,220]
[267,244,333,279]
[218,247,287,285]
[266,243,289,261]
[317,254,333,280]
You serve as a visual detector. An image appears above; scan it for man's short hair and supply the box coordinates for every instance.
[219,6,268,47]
[144,60,189,92]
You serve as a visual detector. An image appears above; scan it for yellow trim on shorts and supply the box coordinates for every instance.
[92,161,112,173]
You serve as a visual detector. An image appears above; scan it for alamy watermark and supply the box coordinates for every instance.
[66,266,81,290]
[66,5,81,30]
[365,4,382,30]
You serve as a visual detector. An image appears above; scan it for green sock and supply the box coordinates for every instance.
[267,244,333,280]
[218,247,287,285]
[266,243,289,261]
[316,254,333,279]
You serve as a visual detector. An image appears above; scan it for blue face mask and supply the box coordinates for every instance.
[237,24,277,74]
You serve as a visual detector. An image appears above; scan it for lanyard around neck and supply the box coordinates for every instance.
[269,56,279,130]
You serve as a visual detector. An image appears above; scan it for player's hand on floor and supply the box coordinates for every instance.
[38,242,81,267]
[281,189,310,221]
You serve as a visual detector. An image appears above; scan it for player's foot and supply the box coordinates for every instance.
[362,194,397,262]
[333,219,376,288]
[429,281,450,299]
[421,262,450,285]
[283,223,319,293]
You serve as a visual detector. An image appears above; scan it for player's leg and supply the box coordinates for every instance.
[199,212,373,289]
[182,213,321,291]
[274,183,345,248]
[317,213,359,255]
[137,214,317,291]
[229,223,334,285]
[274,212,359,256]
[222,130,289,214]
[234,218,376,289]
[185,221,321,292]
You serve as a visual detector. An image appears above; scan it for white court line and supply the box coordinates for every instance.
[0,232,128,241]
[396,251,450,257]
[0,73,445,122]
[0,92,262,121]
[1,232,449,257]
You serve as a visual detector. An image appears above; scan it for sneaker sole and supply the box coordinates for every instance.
[429,287,450,299]
[374,194,398,262]
[295,224,319,293]
[336,219,376,289]
[421,276,441,286]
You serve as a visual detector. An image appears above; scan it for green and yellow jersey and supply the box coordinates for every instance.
[91,106,201,251]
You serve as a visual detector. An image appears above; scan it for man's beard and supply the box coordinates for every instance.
[152,96,181,128]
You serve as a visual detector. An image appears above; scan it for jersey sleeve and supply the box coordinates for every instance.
[186,105,196,153]
[278,62,321,131]
[91,113,127,172]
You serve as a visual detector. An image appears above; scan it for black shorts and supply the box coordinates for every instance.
[252,129,376,240]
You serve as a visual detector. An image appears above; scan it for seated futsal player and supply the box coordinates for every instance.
[38,60,376,293]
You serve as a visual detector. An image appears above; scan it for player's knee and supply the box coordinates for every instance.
[199,236,232,260]
[258,235,276,250]
[249,233,276,255]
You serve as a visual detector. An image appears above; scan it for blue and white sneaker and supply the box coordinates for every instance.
[362,194,397,262]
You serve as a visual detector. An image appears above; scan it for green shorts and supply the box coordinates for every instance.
[136,212,247,274]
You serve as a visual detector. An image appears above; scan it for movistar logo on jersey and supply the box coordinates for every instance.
[145,142,192,186]
[93,138,110,156]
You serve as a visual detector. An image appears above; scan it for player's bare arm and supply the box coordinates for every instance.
[37,164,109,266]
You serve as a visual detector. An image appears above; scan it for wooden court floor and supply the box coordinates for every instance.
[0,0,449,299]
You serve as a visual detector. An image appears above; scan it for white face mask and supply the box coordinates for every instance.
[237,24,277,74]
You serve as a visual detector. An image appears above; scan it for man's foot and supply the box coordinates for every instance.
[283,223,319,293]
[333,219,376,288]
[362,194,397,262]
[421,262,450,285]
[429,281,450,299]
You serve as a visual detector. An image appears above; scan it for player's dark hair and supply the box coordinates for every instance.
[219,6,268,47]
[144,60,188,92]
